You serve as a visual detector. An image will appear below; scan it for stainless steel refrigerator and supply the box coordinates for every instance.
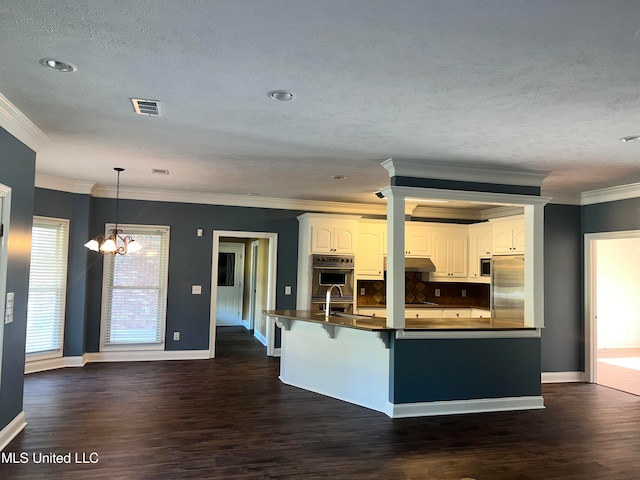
[491,255,525,323]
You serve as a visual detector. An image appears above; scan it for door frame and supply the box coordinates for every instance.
[215,242,246,326]
[584,229,640,383]
[209,230,278,358]
[0,183,12,393]
[248,240,260,331]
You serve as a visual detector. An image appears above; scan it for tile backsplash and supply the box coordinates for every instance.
[357,272,489,308]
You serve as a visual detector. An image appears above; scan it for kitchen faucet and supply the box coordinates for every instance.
[325,284,343,317]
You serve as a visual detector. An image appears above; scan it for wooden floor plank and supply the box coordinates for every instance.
[2,327,640,479]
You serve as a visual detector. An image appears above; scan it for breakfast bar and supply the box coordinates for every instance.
[265,309,543,418]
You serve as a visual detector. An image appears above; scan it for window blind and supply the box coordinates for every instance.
[101,225,170,348]
[25,217,69,358]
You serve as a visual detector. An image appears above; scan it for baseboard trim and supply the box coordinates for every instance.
[25,356,86,374]
[84,350,210,363]
[541,371,586,383]
[389,395,545,418]
[254,329,267,346]
[0,411,27,452]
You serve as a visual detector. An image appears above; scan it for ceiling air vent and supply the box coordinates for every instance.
[130,98,162,116]
[152,168,169,175]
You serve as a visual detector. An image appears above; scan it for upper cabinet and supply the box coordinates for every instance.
[431,224,468,279]
[491,215,525,254]
[468,222,492,283]
[311,223,356,254]
[356,220,385,279]
[404,222,432,257]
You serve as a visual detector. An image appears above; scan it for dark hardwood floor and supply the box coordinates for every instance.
[2,327,640,479]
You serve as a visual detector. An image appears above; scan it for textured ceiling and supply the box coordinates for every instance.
[1,0,640,205]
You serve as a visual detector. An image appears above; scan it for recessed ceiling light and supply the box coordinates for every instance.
[268,90,297,101]
[39,58,77,72]
[620,135,640,143]
[331,175,347,180]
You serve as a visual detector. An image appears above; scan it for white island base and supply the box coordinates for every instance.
[279,319,393,415]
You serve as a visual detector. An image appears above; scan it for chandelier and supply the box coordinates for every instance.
[84,168,142,255]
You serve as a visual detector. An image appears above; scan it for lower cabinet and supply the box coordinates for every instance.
[442,308,471,319]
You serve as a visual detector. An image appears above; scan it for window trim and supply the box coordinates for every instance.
[99,224,170,352]
[25,216,70,362]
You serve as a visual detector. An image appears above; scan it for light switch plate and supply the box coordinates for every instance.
[192,285,202,295]
[197,229,203,237]
[284,285,292,295]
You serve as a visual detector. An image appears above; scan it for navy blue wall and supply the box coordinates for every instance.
[33,188,90,356]
[83,197,302,352]
[30,189,586,376]
[0,127,35,432]
[541,204,583,372]
[390,337,541,402]
[582,198,640,233]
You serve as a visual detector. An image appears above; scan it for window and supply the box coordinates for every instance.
[25,216,69,360]
[101,224,170,350]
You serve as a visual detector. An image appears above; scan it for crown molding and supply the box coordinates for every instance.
[90,186,391,215]
[581,182,640,205]
[35,174,94,194]
[382,158,549,187]
[0,92,47,151]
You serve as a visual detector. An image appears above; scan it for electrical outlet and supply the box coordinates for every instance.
[360,287,366,296]
[197,228,203,237]
[173,331,180,341]
[462,289,466,297]
[284,285,292,295]
[435,289,440,297]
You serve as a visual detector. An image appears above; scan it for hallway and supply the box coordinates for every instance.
[3,329,640,479]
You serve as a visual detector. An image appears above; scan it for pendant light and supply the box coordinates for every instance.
[84,168,142,255]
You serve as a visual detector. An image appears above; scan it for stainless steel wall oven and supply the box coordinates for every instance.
[311,254,354,313]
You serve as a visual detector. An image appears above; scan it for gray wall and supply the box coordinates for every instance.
[583,197,640,233]
[30,193,587,374]
[83,197,302,352]
[0,127,35,432]
[390,337,541,402]
[34,189,303,354]
[541,204,583,372]
[34,188,90,357]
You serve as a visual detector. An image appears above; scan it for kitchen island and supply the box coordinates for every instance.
[265,309,543,418]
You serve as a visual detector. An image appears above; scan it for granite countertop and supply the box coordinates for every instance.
[264,310,532,332]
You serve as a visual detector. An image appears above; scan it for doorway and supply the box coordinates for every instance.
[209,231,278,358]
[585,231,640,396]
[216,242,245,326]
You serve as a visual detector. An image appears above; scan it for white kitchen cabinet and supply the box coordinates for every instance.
[471,308,490,318]
[431,225,468,280]
[491,215,525,254]
[405,308,443,319]
[442,308,472,319]
[356,220,385,279]
[308,219,357,254]
[468,222,492,283]
[296,213,361,309]
[404,222,432,257]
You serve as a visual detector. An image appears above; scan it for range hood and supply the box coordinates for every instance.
[384,256,437,273]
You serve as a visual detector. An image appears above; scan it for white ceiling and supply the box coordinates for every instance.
[2,0,640,206]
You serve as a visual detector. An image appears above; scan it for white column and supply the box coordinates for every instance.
[386,191,405,329]
[524,203,544,327]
